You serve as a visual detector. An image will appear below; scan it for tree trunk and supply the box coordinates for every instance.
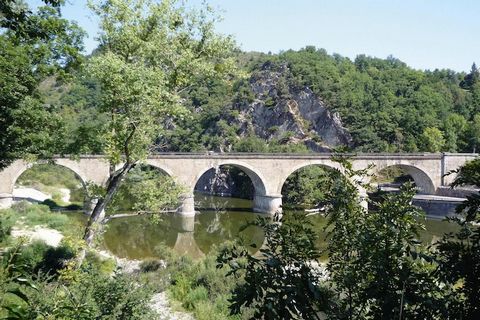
[76,162,133,267]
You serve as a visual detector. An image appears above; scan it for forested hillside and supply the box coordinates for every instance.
[48,47,480,154]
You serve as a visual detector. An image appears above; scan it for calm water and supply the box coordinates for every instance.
[102,194,459,260]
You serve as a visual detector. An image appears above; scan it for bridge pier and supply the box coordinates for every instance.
[177,194,196,216]
[253,194,282,214]
[0,193,13,209]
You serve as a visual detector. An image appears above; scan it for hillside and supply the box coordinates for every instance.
[46,47,480,154]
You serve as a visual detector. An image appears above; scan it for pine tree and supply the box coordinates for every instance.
[460,63,479,90]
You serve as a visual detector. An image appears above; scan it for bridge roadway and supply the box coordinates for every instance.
[0,152,476,215]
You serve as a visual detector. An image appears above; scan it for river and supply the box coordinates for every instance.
[102,193,459,260]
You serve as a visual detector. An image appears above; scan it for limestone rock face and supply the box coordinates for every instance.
[235,62,351,151]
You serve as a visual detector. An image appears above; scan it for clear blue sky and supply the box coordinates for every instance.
[30,0,480,72]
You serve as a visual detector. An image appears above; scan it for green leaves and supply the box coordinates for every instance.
[107,165,185,218]
[0,0,84,169]
[217,212,330,319]
[88,0,236,165]
[435,157,480,319]
[324,159,451,319]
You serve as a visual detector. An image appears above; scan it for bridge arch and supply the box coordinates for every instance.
[373,164,436,194]
[11,161,88,195]
[3,161,90,211]
[191,161,271,214]
[144,160,175,178]
[276,161,344,196]
[192,161,267,197]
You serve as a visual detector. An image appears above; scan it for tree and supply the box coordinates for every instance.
[323,158,451,319]
[436,158,480,320]
[82,0,236,248]
[443,113,467,152]
[421,127,445,152]
[468,114,480,153]
[282,166,339,209]
[460,63,479,90]
[0,1,84,169]
[217,212,333,319]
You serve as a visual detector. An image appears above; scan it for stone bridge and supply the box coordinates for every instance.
[0,153,476,215]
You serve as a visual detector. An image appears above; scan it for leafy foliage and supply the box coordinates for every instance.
[217,212,332,319]
[109,165,184,215]
[81,0,237,247]
[435,157,480,320]
[0,0,84,169]
[167,250,242,320]
[282,165,343,209]
[277,48,479,152]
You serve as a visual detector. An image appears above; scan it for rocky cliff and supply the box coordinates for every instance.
[193,63,352,195]
[234,62,351,151]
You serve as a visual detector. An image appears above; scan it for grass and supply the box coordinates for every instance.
[2,202,86,239]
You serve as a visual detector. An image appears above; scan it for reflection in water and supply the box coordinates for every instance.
[103,195,265,259]
[103,194,459,260]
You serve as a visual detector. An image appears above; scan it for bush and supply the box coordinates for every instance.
[21,270,156,320]
[183,286,209,310]
[217,212,331,319]
[3,240,76,278]
[1,248,155,320]
[12,202,69,229]
[0,210,15,243]
[85,251,117,275]
[4,240,50,271]
[140,259,165,273]
[88,272,155,319]
[36,245,75,276]
[166,246,240,319]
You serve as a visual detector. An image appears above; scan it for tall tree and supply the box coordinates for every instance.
[324,161,451,319]
[82,0,236,248]
[436,158,480,320]
[461,63,479,90]
[0,0,84,169]
[468,114,480,153]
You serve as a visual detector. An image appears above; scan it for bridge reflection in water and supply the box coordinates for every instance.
[103,195,266,260]
[102,194,459,261]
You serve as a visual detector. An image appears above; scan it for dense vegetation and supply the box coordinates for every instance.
[272,49,480,152]
[46,48,480,154]
[0,0,84,169]
[1,0,480,319]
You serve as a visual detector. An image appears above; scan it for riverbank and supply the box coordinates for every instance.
[5,211,195,320]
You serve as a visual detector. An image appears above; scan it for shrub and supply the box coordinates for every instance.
[36,245,75,276]
[3,240,76,278]
[0,209,15,243]
[166,246,239,319]
[217,212,331,319]
[264,96,276,107]
[183,286,209,310]
[85,251,117,275]
[4,240,50,271]
[9,203,82,237]
[22,270,156,320]
[140,259,165,273]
